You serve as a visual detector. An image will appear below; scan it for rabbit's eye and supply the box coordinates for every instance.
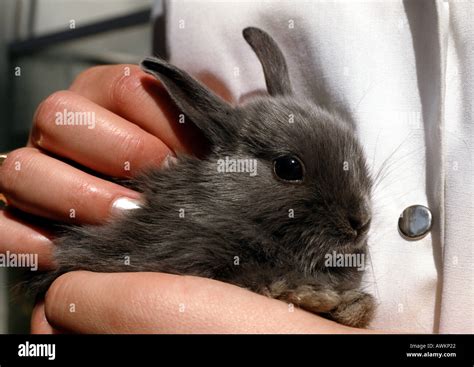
[273,155,304,182]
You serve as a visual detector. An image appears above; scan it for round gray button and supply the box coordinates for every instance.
[398,205,432,240]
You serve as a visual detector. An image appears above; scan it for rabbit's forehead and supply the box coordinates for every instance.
[242,98,348,134]
[240,99,357,156]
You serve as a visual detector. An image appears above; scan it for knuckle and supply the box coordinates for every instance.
[119,132,147,166]
[109,66,143,107]
[0,147,36,194]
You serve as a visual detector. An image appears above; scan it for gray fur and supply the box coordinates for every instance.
[27,27,375,328]
[242,27,292,96]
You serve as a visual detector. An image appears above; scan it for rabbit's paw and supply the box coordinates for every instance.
[329,290,375,328]
[265,280,342,313]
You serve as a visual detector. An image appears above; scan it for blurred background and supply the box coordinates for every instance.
[0,0,162,333]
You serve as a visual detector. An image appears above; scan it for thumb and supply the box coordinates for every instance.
[43,271,342,333]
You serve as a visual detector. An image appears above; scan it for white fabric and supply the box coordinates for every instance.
[163,0,473,333]
[441,2,474,334]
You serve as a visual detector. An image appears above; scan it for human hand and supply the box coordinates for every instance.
[31,271,377,334]
[0,64,205,270]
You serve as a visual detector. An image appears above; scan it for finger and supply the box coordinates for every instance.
[69,65,207,155]
[0,209,54,270]
[31,301,60,334]
[44,271,352,334]
[0,147,141,224]
[29,90,172,178]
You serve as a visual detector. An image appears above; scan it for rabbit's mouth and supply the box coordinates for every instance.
[354,234,369,249]
[332,236,368,254]
[337,217,371,251]
[321,240,368,273]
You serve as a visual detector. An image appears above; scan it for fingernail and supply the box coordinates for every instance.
[162,154,178,169]
[111,197,142,215]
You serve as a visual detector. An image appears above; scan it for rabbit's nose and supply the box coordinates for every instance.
[347,211,371,237]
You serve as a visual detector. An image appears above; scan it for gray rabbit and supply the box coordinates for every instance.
[27,27,375,328]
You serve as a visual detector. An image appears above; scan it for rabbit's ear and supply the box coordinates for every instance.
[243,27,293,96]
[141,57,235,146]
